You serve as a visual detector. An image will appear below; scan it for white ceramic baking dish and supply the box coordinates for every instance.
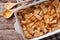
[14,0,60,40]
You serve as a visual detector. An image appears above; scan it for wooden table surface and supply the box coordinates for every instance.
[0,0,22,40]
[0,0,16,2]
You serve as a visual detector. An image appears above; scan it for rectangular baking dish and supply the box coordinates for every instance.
[14,0,60,40]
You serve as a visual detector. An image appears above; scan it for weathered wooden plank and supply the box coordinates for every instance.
[0,3,5,16]
[0,17,15,29]
[0,30,21,40]
[0,0,16,2]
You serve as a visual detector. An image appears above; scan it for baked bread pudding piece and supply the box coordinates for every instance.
[18,0,60,39]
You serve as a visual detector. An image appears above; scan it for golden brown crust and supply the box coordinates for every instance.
[18,0,60,39]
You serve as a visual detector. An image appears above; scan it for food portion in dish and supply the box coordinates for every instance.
[18,0,60,39]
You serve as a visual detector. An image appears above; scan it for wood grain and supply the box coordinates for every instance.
[0,3,5,16]
[0,30,21,40]
[0,0,16,2]
[0,17,15,29]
